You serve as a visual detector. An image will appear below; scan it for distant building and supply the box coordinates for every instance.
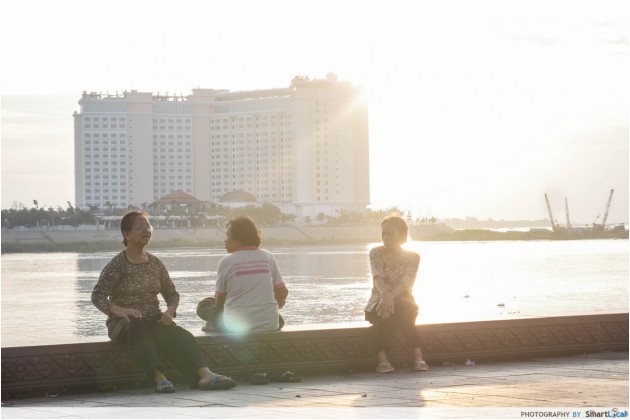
[73,73,370,221]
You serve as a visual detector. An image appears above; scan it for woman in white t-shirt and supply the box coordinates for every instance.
[198,216,288,333]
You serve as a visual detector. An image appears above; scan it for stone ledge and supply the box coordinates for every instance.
[2,313,627,399]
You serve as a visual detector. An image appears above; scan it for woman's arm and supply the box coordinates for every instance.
[274,284,288,308]
[157,258,179,326]
[214,293,226,311]
[92,256,142,321]
[369,249,395,318]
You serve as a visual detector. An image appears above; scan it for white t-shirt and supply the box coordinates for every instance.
[215,248,285,333]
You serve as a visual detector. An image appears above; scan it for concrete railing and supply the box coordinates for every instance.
[2,313,627,399]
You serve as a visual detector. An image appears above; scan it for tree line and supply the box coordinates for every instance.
[2,200,415,230]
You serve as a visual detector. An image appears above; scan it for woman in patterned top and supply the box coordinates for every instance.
[92,211,236,393]
[364,216,429,373]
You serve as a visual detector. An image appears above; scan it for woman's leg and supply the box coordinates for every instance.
[369,313,398,369]
[396,303,422,350]
[396,303,428,367]
[126,318,167,382]
[154,325,231,388]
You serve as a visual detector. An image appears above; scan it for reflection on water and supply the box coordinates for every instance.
[1,240,628,346]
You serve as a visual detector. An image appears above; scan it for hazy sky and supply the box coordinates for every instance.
[1,0,628,224]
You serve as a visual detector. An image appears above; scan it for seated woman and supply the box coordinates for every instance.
[364,216,429,373]
[91,211,236,393]
[197,216,288,334]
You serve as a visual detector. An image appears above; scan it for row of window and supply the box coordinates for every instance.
[153,118,191,123]
[85,182,122,186]
[85,188,127,194]
[154,168,192,173]
[212,115,284,123]
[153,140,192,145]
[85,175,126,180]
[153,135,192,140]
[84,134,126,139]
[211,132,287,138]
[213,123,286,130]
[84,154,125,159]
[84,117,126,122]
[85,161,127,166]
[155,182,192,187]
[212,138,288,145]
[153,155,192,160]
[154,189,193,196]
[84,168,127,173]
[153,125,191,131]
[85,147,125,152]
[84,124,126,129]
[85,196,126,201]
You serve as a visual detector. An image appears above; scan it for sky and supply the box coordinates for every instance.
[1,0,628,224]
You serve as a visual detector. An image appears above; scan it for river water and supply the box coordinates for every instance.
[1,239,628,347]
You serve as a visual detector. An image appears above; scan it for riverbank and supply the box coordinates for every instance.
[1,224,627,253]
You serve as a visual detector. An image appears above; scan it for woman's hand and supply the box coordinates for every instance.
[277,298,286,309]
[110,304,142,322]
[158,308,176,326]
[377,292,395,319]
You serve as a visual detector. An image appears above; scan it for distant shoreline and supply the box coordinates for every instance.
[1,224,627,253]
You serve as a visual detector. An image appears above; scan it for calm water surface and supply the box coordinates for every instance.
[1,239,627,346]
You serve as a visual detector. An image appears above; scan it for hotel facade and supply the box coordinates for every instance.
[73,74,370,220]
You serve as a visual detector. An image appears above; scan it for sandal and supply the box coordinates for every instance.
[199,374,237,390]
[155,379,176,393]
[414,360,429,371]
[270,371,302,383]
[376,363,395,374]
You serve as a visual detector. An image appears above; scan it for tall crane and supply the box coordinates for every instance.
[565,197,572,232]
[593,189,614,231]
[544,194,560,232]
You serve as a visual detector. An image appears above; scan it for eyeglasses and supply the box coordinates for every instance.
[131,225,153,232]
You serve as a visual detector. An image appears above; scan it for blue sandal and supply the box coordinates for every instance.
[199,375,237,390]
[155,379,176,393]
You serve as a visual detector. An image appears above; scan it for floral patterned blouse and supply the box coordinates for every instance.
[91,251,180,320]
[364,245,420,313]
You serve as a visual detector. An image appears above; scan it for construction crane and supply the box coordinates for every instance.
[565,197,572,232]
[593,189,614,231]
[544,193,561,232]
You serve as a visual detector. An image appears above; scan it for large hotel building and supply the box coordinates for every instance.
[73,74,370,220]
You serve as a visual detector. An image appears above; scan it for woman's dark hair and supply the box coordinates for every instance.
[227,216,261,247]
[120,211,149,246]
[381,215,409,239]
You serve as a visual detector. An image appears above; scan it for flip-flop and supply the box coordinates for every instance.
[199,374,237,390]
[155,379,176,393]
[270,371,302,383]
[414,360,429,372]
[376,363,394,374]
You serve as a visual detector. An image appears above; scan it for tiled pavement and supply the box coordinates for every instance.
[1,351,627,419]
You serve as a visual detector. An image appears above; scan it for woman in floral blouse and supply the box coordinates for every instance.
[92,211,236,393]
[364,216,429,373]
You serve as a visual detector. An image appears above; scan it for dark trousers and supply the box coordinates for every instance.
[126,318,208,387]
[366,302,421,353]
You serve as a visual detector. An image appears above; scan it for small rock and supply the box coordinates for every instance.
[362,393,367,398]
[295,394,301,398]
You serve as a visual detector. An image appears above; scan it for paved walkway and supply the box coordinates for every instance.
[2,352,628,419]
